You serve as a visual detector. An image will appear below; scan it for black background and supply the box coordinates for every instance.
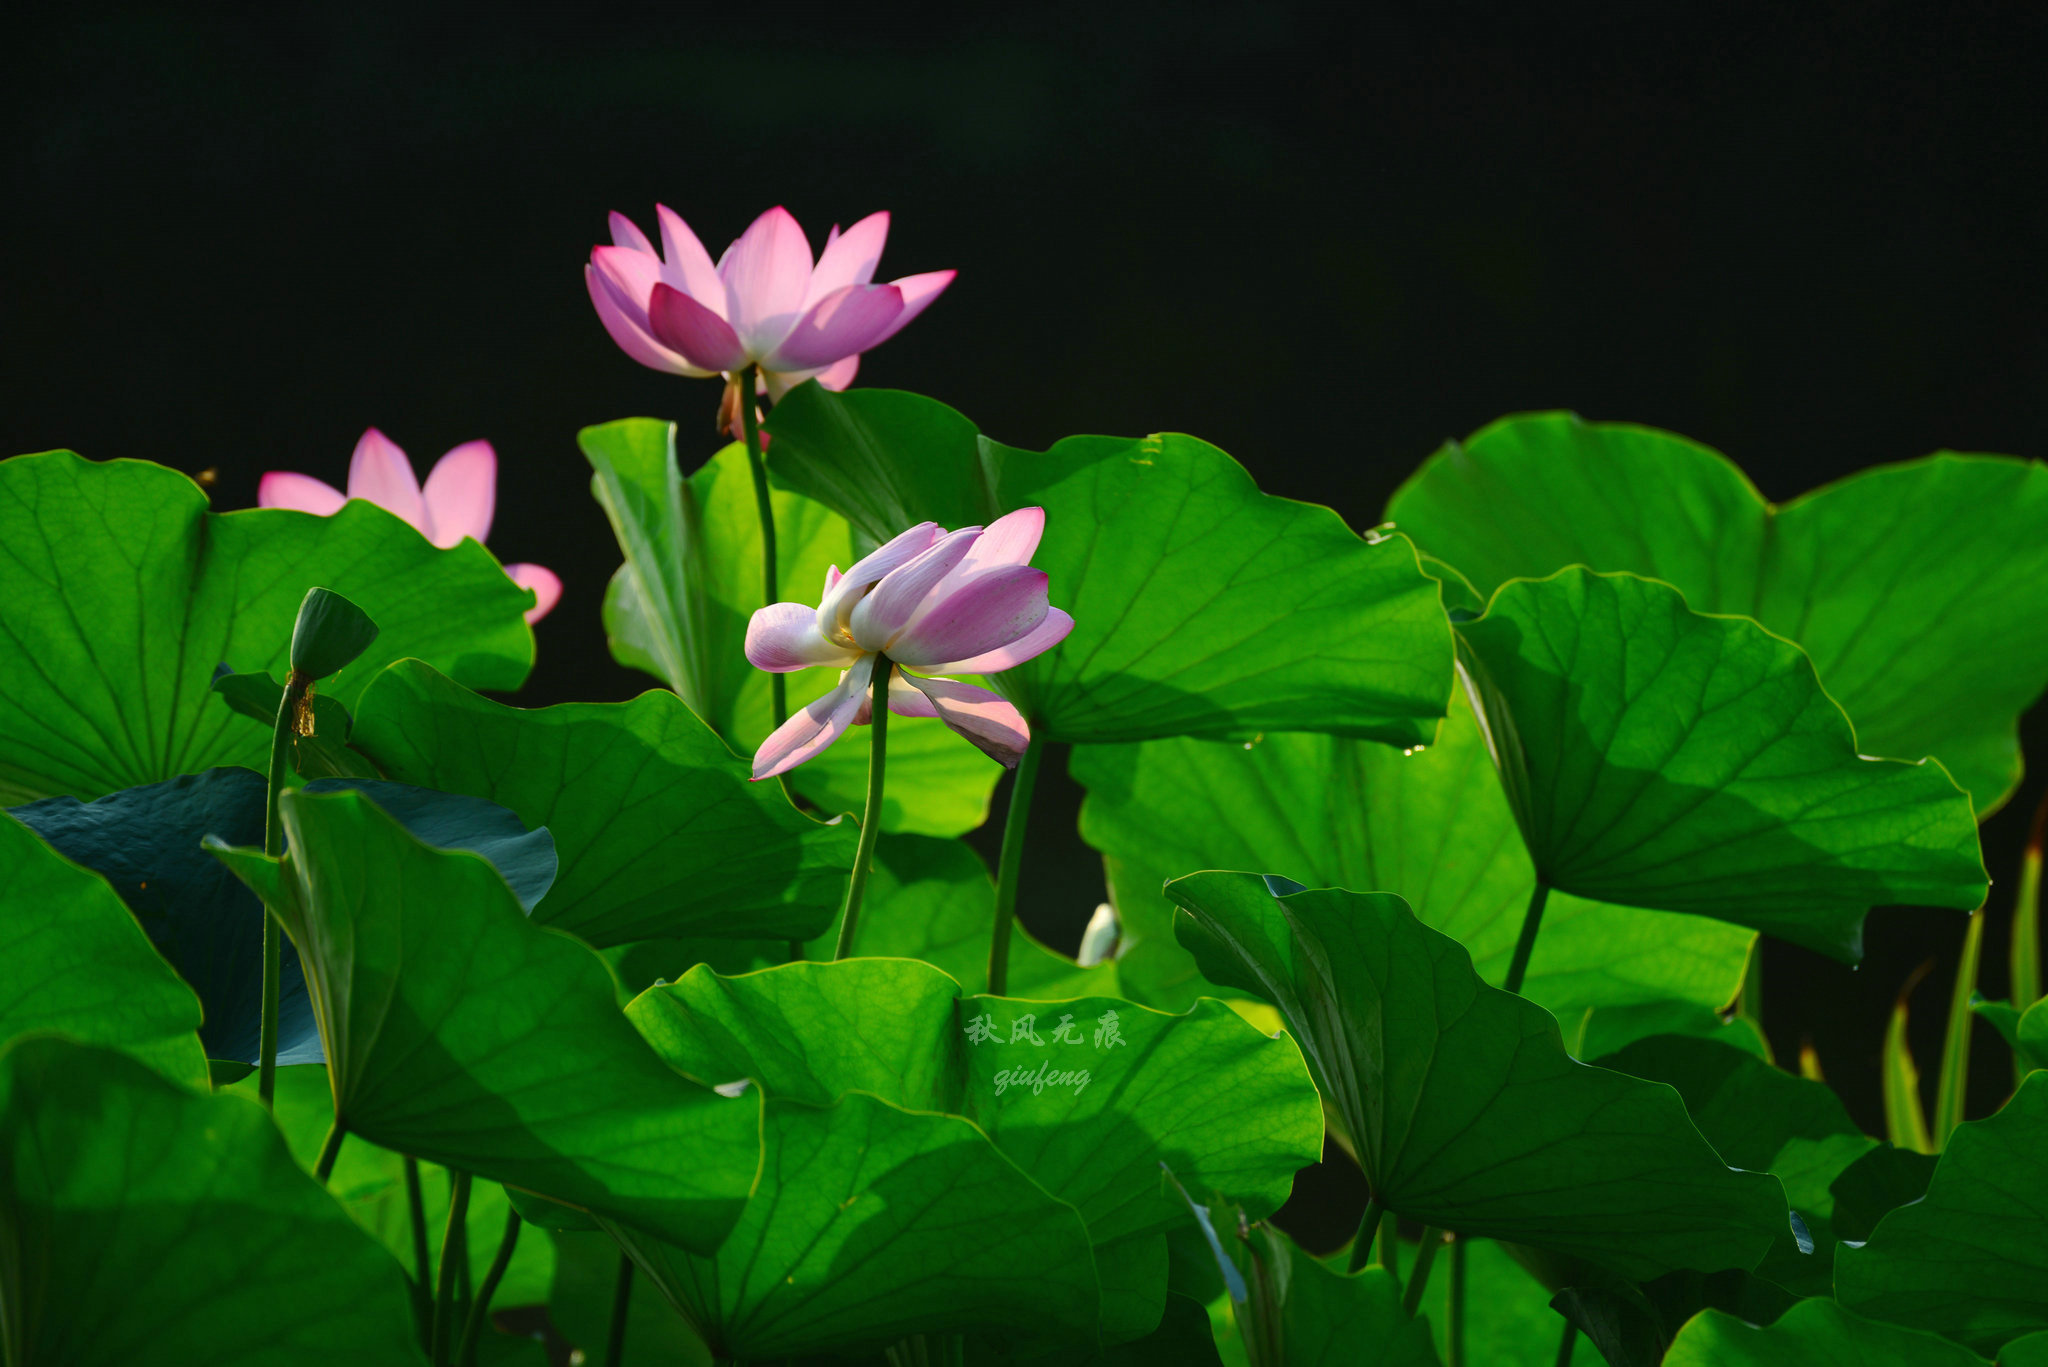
[8,1,2047,1241]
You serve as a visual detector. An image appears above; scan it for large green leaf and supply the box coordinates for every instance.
[1073,687,1753,1023]
[0,1034,424,1365]
[1664,1300,1988,1366]
[584,418,999,836]
[606,1090,1101,1359]
[628,957,1322,1249]
[766,386,1455,746]
[1836,1070,2048,1353]
[0,813,206,1086]
[0,450,533,805]
[1388,412,2048,814]
[350,658,853,947]
[1455,569,1986,959]
[1166,873,1788,1280]
[208,788,758,1255]
[1202,1209,1439,1367]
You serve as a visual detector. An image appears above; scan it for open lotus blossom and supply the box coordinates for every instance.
[744,508,1072,781]
[258,429,562,622]
[585,204,954,403]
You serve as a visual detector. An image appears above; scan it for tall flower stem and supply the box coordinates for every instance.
[986,737,1044,995]
[605,1249,635,1367]
[736,363,786,731]
[1401,1227,1445,1317]
[2013,788,2047,1086]
[1503,880,1551,997]
[313,1117,347,1184]
[456,1209,523,1367]
[258,673,308,1109]
[1554,1322,1578,1366]
[432,1170,473,1366]
[405,1156,433,1344]
[1346,1196,1386,1275]
[1447,1236,1467,1365]
[834,659,892,960]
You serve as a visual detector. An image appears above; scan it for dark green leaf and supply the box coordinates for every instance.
[1828,1144,1938,1243]
[765,381,994,540]
[350,658,854,947]
[584,419,999,836]
[1219,1213,1440,1367]
[0,450,531,804]
[1455,569,1986,959]
[1664,1299,1988,1366]
[1166,872,1788,1279]
[208,787,759,1254]
[211,668,377,779]
[0,1034,425,1365]
[289,586,380,680]
[1836,1071,2048,1353]
[1389,414,2048,815]
[0,813,206,1085]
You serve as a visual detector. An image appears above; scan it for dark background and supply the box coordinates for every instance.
[8,1,2047,1225]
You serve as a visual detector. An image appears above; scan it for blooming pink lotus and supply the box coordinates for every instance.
[744,509,1073,781]
[258,429,562,623]
[585,205,954,401]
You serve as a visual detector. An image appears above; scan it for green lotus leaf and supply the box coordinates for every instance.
[0,450,532,805]
[584,419,998,836]
[208,787,758,1255]
[1388,412,2048,814]
[1166,872,1788,1279]
[1073,687,1752,1027]
[1208,1209,1440,1367]
[0,1034,424,1365]
[350,658,854,947]
[0,812,207,1086]
[1836,1070,2048,1354]
[1455,569,1986,959]
[1827,1143,1938,1243]
[765,386,1455,746]
[1664,1299,1988,1366]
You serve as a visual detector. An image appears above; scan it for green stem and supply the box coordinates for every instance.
[405,1156,433,1345]
[605,1247,634,1367]
[432,1170,472,1366]
[456,1208,522,1367]
[1738,938,1774,1064]
[1400,1227,1444,1317]
[737,362,786,731]
[1554,1321,1577,1367]
[1503,880,1550,997]
[834,659,891,960]
[2013,790,2046,1084]
[1447,1236,1466,1366]
[1345,1197,1385,1274]
[258,675,305,1109]
[1378,1217,1400,1287]
[986,737,1044,995]
[313,1117,347,1184]
[1935,910,1985,1143]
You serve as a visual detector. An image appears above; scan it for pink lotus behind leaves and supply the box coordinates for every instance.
[258,429,561,622]
[744,508,1073,780]
[586,205,954,401]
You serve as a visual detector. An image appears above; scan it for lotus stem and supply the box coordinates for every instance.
[313,1117,347,1184]
[2013,788,2046,1088]
[1554,1321,1578,1366]
[835,658,892,960]
[737,362,786,730]
[1402,1227,1445,1316]
[456,1208,522,1367]
[257,673,307,1109]
[605,1248,634,1367]
[405,1155,433,1344]
[1346,1196,1386,1274]
[432,1170,472,1366]
[987,737,1044,995]
[1447,1236,1467,1365]
[1935,909,1985,1143]
[1503,880,1550,997]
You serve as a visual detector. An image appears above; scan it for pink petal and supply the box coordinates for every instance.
[848,525,982,652]
[718,206,813,359]
[815,354,860,390]
[863,268,956,348]
[504,563,562,623]
[760,352,861,403]
[956,506,1044,576]
[885,565,1051,671]
[346,428,425,532]
[816,522,944,637]
[803,211,890,306]
[421,440,496,548]
[608,210,657,255]
[927,606,1073,675]
[648,284,750,373]
[752,656,874,781]
[903,675,1031,767]
[851,666,942,723]
[586,262,712,378]
[763,283,906,374]
[653,205,727,305]
[746,601,863,673]
[257,471,347,516]
[822,564,843,598]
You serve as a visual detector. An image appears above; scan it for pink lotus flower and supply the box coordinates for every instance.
[258,429,562,623]
[585,205,954,401]
[744,509,1073,781]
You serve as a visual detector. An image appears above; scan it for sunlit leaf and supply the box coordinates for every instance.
[1388,413,2048,815]
[1167,872,1788,1279]
[1664,1299,1988,1366]
[0,450,531,805]
[1455,569,1986,959]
